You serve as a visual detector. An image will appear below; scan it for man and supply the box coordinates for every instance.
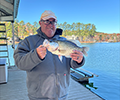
[14,10,85,100]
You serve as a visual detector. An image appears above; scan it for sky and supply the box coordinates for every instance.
[17,0,120,33]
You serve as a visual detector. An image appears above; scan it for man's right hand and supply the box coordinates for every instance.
[36,45,47,59]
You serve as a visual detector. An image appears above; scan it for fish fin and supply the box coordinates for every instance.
[82,50,88,56]
[82,47,89,56]
[68,39,81,47]
[83,47,89,52]
[58,55,63,62]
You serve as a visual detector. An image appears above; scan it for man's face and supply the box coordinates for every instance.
[39,18,57,38]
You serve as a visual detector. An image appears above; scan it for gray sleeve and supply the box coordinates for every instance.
[13,39,42,71]
[70,57,85,69]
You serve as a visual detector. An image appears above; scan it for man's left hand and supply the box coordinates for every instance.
[70,50,83,63]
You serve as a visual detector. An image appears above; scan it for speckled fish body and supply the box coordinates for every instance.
[43,39,89,57]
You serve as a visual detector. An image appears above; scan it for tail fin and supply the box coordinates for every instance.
[84,47,89,52]
[82,47,89,56]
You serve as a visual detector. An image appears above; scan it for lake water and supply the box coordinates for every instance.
[81,42,120,100]
[1,42,120,100]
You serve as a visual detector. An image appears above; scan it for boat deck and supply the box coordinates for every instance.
[0,68,104,100]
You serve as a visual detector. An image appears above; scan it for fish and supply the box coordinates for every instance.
[67,39,81,47]
[43,39,89,58]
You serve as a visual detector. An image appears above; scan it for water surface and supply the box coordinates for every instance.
[81,42,120,100]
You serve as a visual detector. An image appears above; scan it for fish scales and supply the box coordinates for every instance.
[55,40,84,56]
[43,39,89,58]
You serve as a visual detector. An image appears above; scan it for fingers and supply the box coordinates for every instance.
[39,45,46,51]
[70,50,83,63]
[36,45,47,59]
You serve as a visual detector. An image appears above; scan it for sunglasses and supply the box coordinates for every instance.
[41,20,57,25]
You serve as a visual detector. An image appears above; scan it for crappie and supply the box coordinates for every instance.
[43,39,89,57]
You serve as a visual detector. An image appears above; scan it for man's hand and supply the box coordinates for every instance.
[36,45,47,59]
[70,50,83,63]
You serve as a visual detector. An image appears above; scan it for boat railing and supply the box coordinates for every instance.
[70,68,98,84]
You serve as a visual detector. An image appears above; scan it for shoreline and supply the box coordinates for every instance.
[0,40,119,45]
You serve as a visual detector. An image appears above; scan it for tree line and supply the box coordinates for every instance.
[0,19,96,38]
[0,20,120,42]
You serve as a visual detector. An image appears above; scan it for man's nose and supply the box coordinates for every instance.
[48,22,53,27]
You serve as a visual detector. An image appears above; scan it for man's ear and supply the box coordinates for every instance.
[39,21,41,26]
